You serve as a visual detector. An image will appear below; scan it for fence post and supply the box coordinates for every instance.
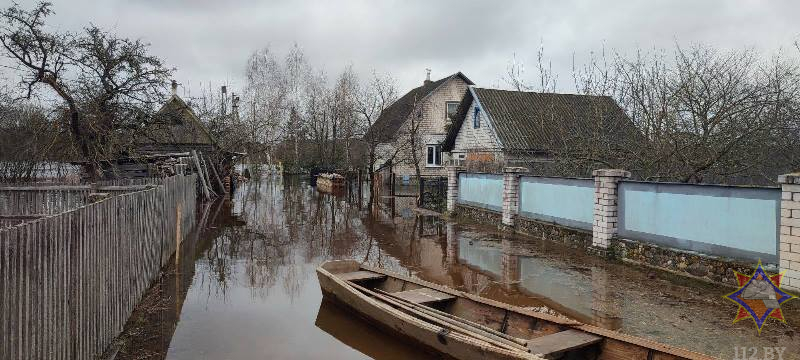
[446,166,463,213]
[778,173,800,292]
[501,239,520,290]
[502,167,528,227]
[591,169,630,254]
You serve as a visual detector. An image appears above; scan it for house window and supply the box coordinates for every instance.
[426,144,442,167]
[446,101,459,121]
[473,106,481,128]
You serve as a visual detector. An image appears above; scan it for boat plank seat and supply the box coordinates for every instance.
[527,329,603,359]
[339,271,387,282]
[391,288,456,305]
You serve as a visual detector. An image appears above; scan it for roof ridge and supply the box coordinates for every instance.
[473,87,611,99]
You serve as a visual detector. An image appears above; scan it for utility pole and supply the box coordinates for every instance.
[221,85,227,117]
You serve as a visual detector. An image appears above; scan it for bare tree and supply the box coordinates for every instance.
[0,96,75,182]
[356,70,398,186]
[242,47,289,161]
[567,44,800,184]
[504,42,557,93]
[397,97,425,206]
[330,66,359,168]
[1,2,172,177]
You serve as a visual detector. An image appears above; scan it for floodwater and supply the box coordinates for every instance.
[115,176,800,360]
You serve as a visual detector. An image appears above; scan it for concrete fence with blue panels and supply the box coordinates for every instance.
[518,176,594,231]
[448,166,799,291]
[457,173,504,211]
[618,181,779,262]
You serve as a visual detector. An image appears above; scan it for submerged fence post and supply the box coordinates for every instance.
[591,169,630,253]
[502,167,528,227]
[446,165,463,213]
[501,239,520,290]
[778,173,800,291]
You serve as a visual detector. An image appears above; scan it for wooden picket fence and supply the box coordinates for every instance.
[0,174,197,360]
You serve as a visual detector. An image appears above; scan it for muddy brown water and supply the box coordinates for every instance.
[114,176,800,360]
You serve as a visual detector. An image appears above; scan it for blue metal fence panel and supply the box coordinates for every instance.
[518,177,594,230]
[458,173,503,211]
[618,181,780,262]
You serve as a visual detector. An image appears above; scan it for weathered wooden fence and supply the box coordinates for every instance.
[0,174,197,360]
[0,180,161,228]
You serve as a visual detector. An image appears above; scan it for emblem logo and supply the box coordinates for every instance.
[724,261,797,333]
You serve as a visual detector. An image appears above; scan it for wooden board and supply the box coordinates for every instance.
[391,288,456,305]
[527,329,602,359]
[338,271,387,282]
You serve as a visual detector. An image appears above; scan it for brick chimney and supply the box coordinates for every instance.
[171,80,178,96]
[424,68,432,85]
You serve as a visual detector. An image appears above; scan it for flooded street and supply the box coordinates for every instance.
[115,177,800,360]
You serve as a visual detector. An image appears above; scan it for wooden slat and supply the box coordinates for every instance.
[338,271,387,282]
[0,214,49,219]
[527,329,602,359]
[0,174,199,360]
[390,287,456,305]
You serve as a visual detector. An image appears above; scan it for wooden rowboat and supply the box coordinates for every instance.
[316,173,346,194]
[317,260,716,360]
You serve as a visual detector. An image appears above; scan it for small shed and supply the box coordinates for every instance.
[136,88,218,155]
[76,82,244,196]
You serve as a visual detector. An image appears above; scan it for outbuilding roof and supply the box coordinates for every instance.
[138,94,217,145]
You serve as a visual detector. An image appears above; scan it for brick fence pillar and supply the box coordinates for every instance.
[446,166,463,213]
[502,167,529,227]
[592,169,630,251]
[778,173,800,292]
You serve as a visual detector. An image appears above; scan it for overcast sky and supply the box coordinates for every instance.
[8,0,800,96]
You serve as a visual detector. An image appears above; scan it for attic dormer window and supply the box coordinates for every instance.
[446,101,459,121]
[473,106,481,128]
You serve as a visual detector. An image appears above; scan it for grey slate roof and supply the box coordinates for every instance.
[364,72,473,142]
[443,88,639,152]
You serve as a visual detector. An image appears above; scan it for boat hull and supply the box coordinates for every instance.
[316,176,346,194]
[317,262,540,360]
[316,260,716,360]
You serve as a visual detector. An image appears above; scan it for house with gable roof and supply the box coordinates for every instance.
[365,71,474,179]
[441,87,640,172]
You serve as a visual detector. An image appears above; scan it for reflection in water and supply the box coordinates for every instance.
[146,177,634,359]
[314,300,439,360]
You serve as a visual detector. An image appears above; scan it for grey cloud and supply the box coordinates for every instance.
[6,0,800,95]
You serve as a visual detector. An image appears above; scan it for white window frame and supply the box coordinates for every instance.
[426,144,442,167]
[445,101,459,120]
